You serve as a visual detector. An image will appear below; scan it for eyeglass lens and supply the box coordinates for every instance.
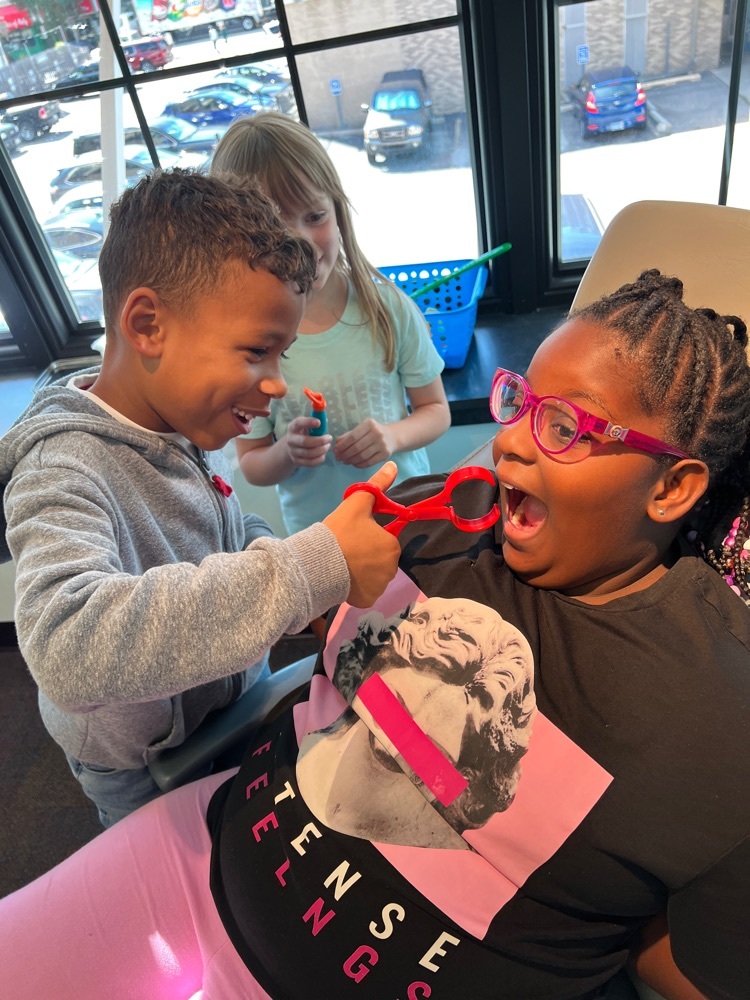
[493,374,589,460]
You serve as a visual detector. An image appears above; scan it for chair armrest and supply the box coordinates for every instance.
[148,654,317,793]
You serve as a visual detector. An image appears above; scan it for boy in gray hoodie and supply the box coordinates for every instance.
[0,168,400,827]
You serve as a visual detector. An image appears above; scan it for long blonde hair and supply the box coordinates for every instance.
[210,112,398,370]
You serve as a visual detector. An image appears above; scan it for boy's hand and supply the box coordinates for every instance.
[323,461,401,608]
[285,416,332,467]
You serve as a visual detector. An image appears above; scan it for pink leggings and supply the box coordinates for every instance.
[0,768,271,999]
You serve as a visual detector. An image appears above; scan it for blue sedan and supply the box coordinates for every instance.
[161,89,265,127]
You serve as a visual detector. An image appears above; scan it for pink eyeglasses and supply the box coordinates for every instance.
[490,368,690,463]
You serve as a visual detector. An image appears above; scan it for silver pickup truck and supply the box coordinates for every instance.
[361,68,432,165]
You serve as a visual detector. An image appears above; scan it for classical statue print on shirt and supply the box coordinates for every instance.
[298,596,536,850]
[294,570,613,939]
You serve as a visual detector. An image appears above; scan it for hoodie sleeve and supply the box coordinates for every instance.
[5,460,349,710]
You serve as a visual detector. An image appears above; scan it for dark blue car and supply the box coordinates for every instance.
[568,66,647,138]
[161,89,264,127]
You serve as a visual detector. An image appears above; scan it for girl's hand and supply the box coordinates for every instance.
[333,418,397,468]
[284,416,332,467]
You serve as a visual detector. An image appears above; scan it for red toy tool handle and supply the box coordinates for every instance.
[342,465,500,535]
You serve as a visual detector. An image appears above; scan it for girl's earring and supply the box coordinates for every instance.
[658,509,666,516]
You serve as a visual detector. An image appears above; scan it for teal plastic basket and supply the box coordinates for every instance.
[378,258,488,368]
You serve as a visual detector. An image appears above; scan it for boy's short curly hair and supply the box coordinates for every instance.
[98,167,317,328]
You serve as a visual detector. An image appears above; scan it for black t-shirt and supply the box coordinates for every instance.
[209,475,750,1000]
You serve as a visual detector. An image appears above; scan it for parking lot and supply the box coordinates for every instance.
[6,59,750,309]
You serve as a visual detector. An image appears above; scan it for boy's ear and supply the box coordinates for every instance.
[119,287,167,359]
[648,459,710,522]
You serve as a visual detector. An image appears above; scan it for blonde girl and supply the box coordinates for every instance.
[211,112,451,533]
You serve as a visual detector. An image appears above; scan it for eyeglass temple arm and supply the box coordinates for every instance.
[578,413,688,459]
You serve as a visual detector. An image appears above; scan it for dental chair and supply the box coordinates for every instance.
[570,198,750,320]
[148,652,318,793]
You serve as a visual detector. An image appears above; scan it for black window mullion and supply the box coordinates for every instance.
[0,156,70,369]
[719,0,749,203]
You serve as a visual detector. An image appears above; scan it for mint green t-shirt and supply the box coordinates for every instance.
[244,281,445,533]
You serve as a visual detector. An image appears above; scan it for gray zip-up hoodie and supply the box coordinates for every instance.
[0,374,349,769]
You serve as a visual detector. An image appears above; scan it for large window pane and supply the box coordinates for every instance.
[296,26,478,266]
[556,0,730,263]
[4,52,297,324]
[0,2,116,103]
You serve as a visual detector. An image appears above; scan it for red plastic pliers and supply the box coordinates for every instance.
[343,465,500,536]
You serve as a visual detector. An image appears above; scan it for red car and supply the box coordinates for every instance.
[123,37,173,73]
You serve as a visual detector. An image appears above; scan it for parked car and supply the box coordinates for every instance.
[43,207,104,259]
[567,66,646,138]
[259,82,297,117]
[362,69,432,164]
[1,99,61,143]
[123,36,173,73]
[560,193,604,260]
[0,120,22,153]
[196,78,272,101]
[208,74,296,115]
[73,116,231,157]
[54,63,100,99]
[49,145,206,203]
[161,89,265,127]
[219,61,290,86]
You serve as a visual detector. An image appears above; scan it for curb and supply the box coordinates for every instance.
[646,103,672,136]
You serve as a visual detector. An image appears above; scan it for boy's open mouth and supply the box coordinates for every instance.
[502,485,548,534]
[231,406,252,433]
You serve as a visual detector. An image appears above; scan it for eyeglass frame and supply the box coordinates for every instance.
[489,368,690,461]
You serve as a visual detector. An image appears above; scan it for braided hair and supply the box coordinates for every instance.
[571,269,750,604]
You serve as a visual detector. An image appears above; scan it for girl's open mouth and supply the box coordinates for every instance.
[502,484,548,539]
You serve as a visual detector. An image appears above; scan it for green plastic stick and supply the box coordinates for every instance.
[408,242,512,300]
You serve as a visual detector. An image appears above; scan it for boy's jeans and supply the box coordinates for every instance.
[65,659,272,827]
[65,755,169,828]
